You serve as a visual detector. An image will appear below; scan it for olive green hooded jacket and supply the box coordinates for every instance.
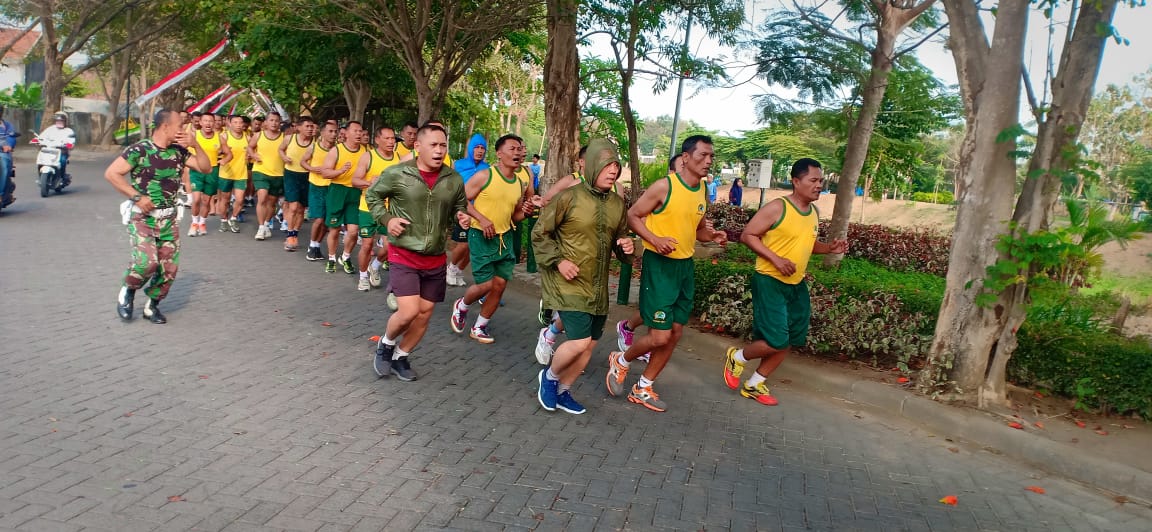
[365,160,467,256]
[532,139,631,315]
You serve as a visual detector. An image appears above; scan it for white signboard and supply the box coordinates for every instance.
[745,158,773,189]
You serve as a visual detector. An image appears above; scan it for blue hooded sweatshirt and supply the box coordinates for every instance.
[454,133,489,182]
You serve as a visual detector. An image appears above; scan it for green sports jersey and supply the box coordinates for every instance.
[122,140,191,208]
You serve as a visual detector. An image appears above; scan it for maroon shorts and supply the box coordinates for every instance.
[389,262,447,302]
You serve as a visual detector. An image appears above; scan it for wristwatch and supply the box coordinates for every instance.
[131,193,143,203]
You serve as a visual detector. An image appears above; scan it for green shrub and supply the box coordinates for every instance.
[911,191,955,204]
[809,258,945,319]
[820,222,952,277]
[699,273,753,337]
[808,282,933,372]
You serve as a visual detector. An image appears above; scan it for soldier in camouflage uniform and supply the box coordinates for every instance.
[104,109,211,323]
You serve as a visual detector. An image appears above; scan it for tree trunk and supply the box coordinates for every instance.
[921,0,1032,403]
[824,2,934,267]
[98,52,133,146]
[542,0,580,196]
[621,2,642,204]
[38,14,65,130]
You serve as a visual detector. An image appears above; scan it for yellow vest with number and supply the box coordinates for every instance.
[757,197,819,284]
[642,173,706,259]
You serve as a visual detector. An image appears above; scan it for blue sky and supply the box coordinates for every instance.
[583,1,1152,136]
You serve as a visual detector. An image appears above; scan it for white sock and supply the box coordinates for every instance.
[310,240,320,248]
[456,299,471,312]
[617,352,631,368]
[545,368,560,381]
[329,255,336,261]
[341,252,351,261]
[543,327,556,342]
[475,315,490,328]
[746,372,766,387]
[393,348,409,361]
[638,376,654,389]
[370,258,382,270]
[734,349,748,364]
[359,271,368,279]
[382,335,397,346]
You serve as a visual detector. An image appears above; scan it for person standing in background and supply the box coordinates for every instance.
[729,177,744,207]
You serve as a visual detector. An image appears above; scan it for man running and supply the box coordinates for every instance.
[247,112,285,241]
[605,136,727,412]
[351,126,400,291]
[447,133,489,287]
[301,121,337,261]
[534,144,587,364]
[107,109,210,323]
[395,121,418,159]
[450,134,533,344]
[366,124,468,381]
[217,114,249,233]
[320,121,366,274]
[723,159,846,405]
[188,112,228,237]
[279,116,316,252]
[532,139,634,414]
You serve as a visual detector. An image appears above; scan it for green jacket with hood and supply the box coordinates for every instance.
[532,139,631,315]
[365,160,467,256]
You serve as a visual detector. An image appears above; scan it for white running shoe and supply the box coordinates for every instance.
[357,277,371,291]
[534,327,555,366]
[368,265,382,288]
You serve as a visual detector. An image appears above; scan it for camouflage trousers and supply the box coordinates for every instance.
[122,214,180,301]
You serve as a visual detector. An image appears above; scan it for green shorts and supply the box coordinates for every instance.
[189,166,219,196]
[308,184,328,219]
[358,210,382,238]
[326,184,360,228]
[283,170,310,205]
[219,178,246,193]
[252,172,284,197]
[557,311,607,341]
[752,273,811,349]
[468,228,515,283]
[639,251,695,330]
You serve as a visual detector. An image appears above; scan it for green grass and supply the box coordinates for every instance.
[1083,273,1152,301]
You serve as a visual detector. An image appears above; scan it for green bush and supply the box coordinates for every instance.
[808,283,933,372]
[911,191,955,204]
[809,258,945,319]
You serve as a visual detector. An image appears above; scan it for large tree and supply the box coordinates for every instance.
[581,0,744,199]
[541,0,580,195]
[294,0,541,123]
[921,0,1123,406]
[1,0,175,128]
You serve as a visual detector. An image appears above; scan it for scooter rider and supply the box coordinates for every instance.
[38,112,76,184]
[0,106,17,207]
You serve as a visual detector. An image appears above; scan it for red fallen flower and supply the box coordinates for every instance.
[1008,422,1024,430]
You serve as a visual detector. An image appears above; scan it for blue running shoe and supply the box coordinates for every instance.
[556,391,586,415]
[537,369,558,411]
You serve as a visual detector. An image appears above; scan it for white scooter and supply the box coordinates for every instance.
[29,131,72,197]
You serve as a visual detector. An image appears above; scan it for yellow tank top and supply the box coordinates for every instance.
[219,132,249,180]
[330,142,364,186]
[359,148,399,212]
[756,197,820,284]
[194,130,223,167]
[308,144,331,187]
[284,134,312,173]
[642,173,706,259]
[471,167,525,235]
[252,131,285,176]
[396,143,412,159]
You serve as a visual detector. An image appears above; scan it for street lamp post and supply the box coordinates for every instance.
[123,72,131,147]
[667,8,694,158]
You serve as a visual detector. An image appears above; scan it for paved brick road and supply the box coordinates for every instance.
[1,156,1150,531]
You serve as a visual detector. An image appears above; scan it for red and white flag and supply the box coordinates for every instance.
[187,84,231,113]
[209,89,245,113]
[135,38,229,108]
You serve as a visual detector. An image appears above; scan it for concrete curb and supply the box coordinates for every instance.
[677,321,1152,503]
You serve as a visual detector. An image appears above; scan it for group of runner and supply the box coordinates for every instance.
[122,109,847,416]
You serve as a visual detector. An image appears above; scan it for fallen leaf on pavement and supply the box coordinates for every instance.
[123,412,133,417]
[1095,430,1109,436]
[1070,438,1079,443]
[1008,422,1024,430]
[939,495,958,506]
[370,335,381,342]
[1033,391,1044,398]
[947,447,959,453]
[1114,495,1129,504]
[1075,420,1087,428]
[322,322,333,327]
[896,377,909,384]
[321,352,329,358]
[1033,421,1045,429]
[167,495,185,502]
[1025,486,1046,494]
[198,375,209,379]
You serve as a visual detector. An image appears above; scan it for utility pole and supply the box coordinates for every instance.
[666,7,693,158]
[123,73,131,146]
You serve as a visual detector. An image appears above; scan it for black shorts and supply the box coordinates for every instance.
[388,262,447,302]
[451,222,469,243]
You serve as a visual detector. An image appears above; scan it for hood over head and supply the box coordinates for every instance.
[582,138,621,193]
[454,133,490,180]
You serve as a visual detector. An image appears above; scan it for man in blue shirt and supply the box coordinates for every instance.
[529,154,542,191]
[0,106,18,207]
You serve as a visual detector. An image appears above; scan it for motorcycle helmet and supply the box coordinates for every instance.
[53,112,67,124]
